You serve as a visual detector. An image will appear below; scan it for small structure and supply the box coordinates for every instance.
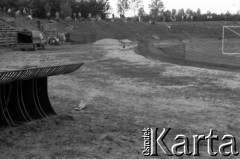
[17,30,46,51]
[0,63,84,127]
[44,30,66,45]
[0,20,17,47]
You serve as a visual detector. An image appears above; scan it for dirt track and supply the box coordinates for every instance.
[1,39,240,159]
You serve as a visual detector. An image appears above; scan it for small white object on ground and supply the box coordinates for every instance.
[74,100,86,111]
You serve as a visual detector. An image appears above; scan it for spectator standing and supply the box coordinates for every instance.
[78,12,82,21]
[55,12,60,21]
[191,15,193,21]
[88,13,92,21]
[37,21,44,31]
[96,14,101,21]
[23,8,26,15]
[163,15,166,22]
[186,14,190,21]
[47,12,51,20]
[29,9,32,16]
[11,7,15,16]
[15,10,21,17]
[209,15,213,20]
[207,15,210,21]
[27,15,33,20]
[73,12,77,21]
[8,8,12,14]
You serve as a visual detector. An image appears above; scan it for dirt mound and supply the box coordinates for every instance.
[94,39,121,45]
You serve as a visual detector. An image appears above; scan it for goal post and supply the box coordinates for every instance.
[222,26,240,55]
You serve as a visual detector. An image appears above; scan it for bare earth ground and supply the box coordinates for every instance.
[0,39,240,159]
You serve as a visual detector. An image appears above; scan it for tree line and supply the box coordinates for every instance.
[118,0,240,22]
[151,9,240,22]
[0,0,240,22]
[0,0,110,19]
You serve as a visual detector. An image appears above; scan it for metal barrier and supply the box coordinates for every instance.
[0,63,84,126]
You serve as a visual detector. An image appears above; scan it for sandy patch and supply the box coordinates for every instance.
[162,64,233,77]
[213,78,240,89]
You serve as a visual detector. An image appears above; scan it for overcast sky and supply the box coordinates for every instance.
[109,0,240,16]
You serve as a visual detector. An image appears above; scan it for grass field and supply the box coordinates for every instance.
[186,39,240,66]
[138,38,240,69]
[1,20,240,159]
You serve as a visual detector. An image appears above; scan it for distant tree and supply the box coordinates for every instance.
[178,8,185,16]
[44,3,51,16]
[97,0,110,19]
[87,0,110,19]
[0,0,8,8]
[176,8,186,21]
[130,0,142,16]
[76,0,88,18]
[225,10,231,21]
[170,9,176,21]
[206,10,211,15]
[186,8,193,14]
[185,8,193,20]
[177,8,185,20]
[195,8,202,20]
[191,11,197,21]
[196,8,201,16]
[48,0,65,16]
[162,10,171,22]
[171,9,176,17]
[74,0,109,19]
[60,1,72,18]
[12,0,31,10]
[237,10,240,15]
[138,7,145,17]
[149,0,164,21]
[226,10,231,15]
[117,0,130,17]
[31,0,46,18]
[0,0,14,8]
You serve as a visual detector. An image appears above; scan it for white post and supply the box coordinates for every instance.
[222,26,225,54]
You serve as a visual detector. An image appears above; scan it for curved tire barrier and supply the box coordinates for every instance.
[0,63,84,127]
[137,39,186,65]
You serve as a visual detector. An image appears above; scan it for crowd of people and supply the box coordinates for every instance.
[0,5,104,23]
[0,6,33,19]
[1,5,194,24]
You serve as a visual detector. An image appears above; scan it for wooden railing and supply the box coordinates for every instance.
[0,21,17,47]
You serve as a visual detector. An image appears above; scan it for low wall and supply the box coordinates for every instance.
[137,39,186,65]
[137,39,240,70]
